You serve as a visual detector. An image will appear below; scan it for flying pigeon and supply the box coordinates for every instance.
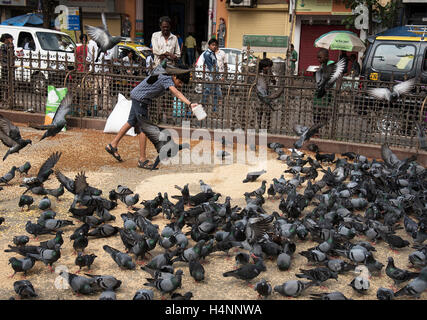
[0,114,32,161]
[85,12,125,62]
[367,78,415,103]
[315,58,346,98]
[293,123,323,149]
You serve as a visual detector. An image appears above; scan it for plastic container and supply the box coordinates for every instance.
[192,104,207,121]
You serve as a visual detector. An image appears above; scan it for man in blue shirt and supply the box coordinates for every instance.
[201,38,222,112]
[105,71,197,169]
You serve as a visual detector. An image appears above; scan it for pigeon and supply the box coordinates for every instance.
[394,267,427,299]
[254,278,272,299]
[45,184,64,200]
[84,274,122,291]
[144,269,184,295]
[20,152,62,192]
[75,253,97,272]
[315,58,346,98]
[133,289,154,300]
[37,196,51,211]
[0,114,32,161]
[18,194,34,211]
[199,180,213,193]
[223,256,266,282]
[310,291,350,300]
[386,257,420,287]
[39,230,64,250]
[13,280,37,299]
[136,117,190,170]
[381,143,415,170]
[99,290,116,300]
[367,78,415,103]
[381,232,410,250]
[17,162,31,175]
[87,224,119,238]
[39,218,74,231]
[85,12,125,62]
[26,244,61,271]
[8,256,36,277]
[71,231,89,253]
[25,221,54,238]
[103,245,136,270]
[277,252,292,271]
[13,235,29,246]
[293,123,323,149]
[59,271,96,295]
[274,280,317,297]
[33,93,72,141]
[376,287,395,300]
[323,259,355,274]
[0,166,17,184]
[189,259,205,282]
[122,193,140,208]
[296,267,338,285]
[349,266,370,294]
[242,170,267,183]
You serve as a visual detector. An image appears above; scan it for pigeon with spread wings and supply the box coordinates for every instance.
[0,114,32,161]
[85,12,125,62]
[367,78,415,103]
[137,117,190,170]
[315,58,346,99]
[30,93,73,141]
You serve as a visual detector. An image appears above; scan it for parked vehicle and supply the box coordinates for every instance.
[356,25,427,134]
[0,25,76,93]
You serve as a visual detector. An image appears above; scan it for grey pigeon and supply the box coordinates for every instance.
[0,115,32,161]
[39,230,64,250]
[376,287,395,300]
[315,58,346,98]
[35,93,72,141]
[144,269,184,295]
[223,256,266,282]
[0,166,17,184]
[59,271,96,295]
[394,267,427,299]
[368,78,415,103]
[293,123,323,149]
[87,224,119,238]
[19,195,34,211]
[17,162,31,175]
[75,253,97,271]
[274,280,317,297]
[171,291,194,300]
[199,180,213,193]
[26,244,61,271]
[103,245,136,270]
[39,218,74,231]
[296,267,338,285]
[386,256,419,286]
[133,289,154,300]
[85,274,122,291]
[85,12,125,62]
[8,256,36,277]
[25,221,54,238]
[13,280,37,299]
[20,152,62,192]
[277,252,292,271]
[189,259,205,282]
[38,196,51,210]
[13,235,29,246]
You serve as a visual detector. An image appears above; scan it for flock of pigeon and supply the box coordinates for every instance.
[0,114,426,300]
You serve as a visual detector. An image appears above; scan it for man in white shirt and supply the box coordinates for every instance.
[86,39,114,116]
[215,47,228,80]
[151,16,181,67]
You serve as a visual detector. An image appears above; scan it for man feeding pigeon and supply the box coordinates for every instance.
[106,64,199,169]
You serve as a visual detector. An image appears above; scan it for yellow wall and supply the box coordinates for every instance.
[228,8,290,58]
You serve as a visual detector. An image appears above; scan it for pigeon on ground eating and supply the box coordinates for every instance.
[137,117,190,170]
[310,291,350,300]
[99,290,116,300]
[75,253,97,272]
[103,245,136,270]
[39,230,64,250]
[223,256,266,282]
[144,269,184,295]
[18,195,34,211]
[189,259,205,282]
[84,274,122,291]
[13,280,37,299]
[296,267,338,286]
[274,280,317,298]
[349,265,370,294]
[87,224,119,238]
[386,257,420,287]
[394,267,427,299]
[38,196,51,210]
[59,271,96,295]
[133,289,154,300]
[17,162,31,176]
[376,287,395,300]
[254,278,272,299]
[13,235,29,246]
[0,114,32,161]
[85,12,125,62]
[8,256,36,277]
[25,221,54,238]
[0,166,17,184]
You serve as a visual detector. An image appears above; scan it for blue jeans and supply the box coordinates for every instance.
[187,48,195,66]
[201,83,222,111]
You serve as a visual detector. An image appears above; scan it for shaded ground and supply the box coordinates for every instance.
[0,124,424,300]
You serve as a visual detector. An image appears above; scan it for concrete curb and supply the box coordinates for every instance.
[2,109,426,166]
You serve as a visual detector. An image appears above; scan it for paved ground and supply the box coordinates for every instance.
[0,124,424,300]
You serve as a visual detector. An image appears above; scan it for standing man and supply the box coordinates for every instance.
[201,38,222,112]
[288,44,298,76]
[151,16,181,67]
[185,33,196,66]
[122,15,132,38]
[217,17,226,48]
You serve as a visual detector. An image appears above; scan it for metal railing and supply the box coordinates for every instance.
[1,48,426,151]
